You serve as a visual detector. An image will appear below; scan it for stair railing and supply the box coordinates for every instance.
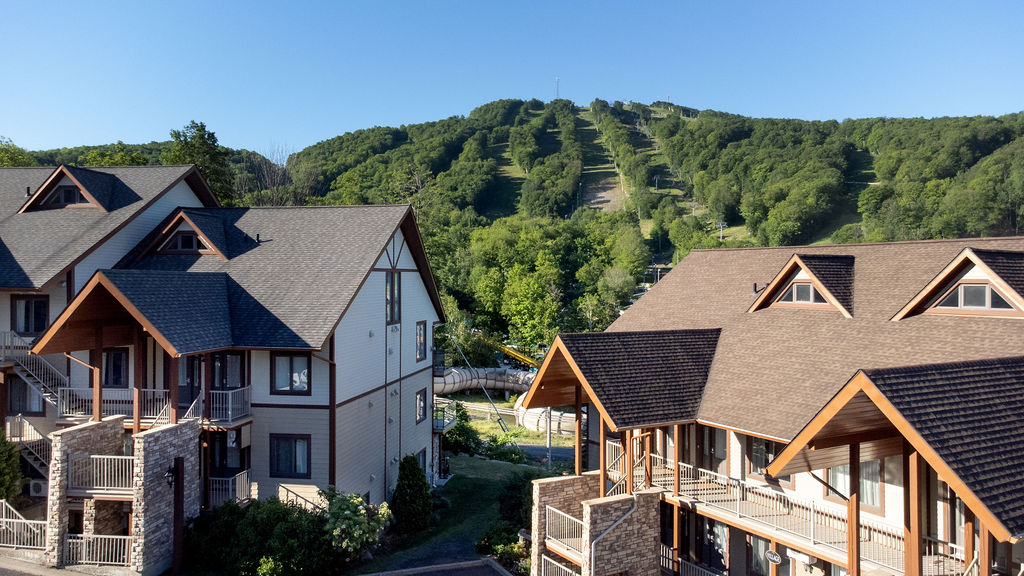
[3,332,67,406]
[5,415,51,476]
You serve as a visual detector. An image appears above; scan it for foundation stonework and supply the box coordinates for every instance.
[130,419,200,576]
[44,415,125,567]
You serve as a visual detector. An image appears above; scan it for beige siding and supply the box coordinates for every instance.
[249,406,330,499]
[336,272,387,400]
[250,350,329,406]
[334,388,388,503]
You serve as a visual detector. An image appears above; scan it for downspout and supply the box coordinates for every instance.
[589,494,638,576]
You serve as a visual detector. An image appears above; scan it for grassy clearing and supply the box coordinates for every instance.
[350,455,530,573]
[469,417,575,448]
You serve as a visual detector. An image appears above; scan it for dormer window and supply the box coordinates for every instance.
[931,283,1015,312]
[159,231,209,254]
[43,186,90,208]
[776,282,828,305]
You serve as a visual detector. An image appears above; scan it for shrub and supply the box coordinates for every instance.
[484,430,526,464]
[322,487,391,558]
[391,456,431,533]
[0,431,23,500]
[443,402,482,455]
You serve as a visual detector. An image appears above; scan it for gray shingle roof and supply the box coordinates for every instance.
[558,329,720,429]
[124,205,416,350]
[798,254,854,314]
[102,269,234,355]
[971,248,1024,297]
[864,357,1024,537]
[0,165,203,288]
[610,237,1024,440]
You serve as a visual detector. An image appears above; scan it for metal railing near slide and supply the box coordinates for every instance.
[209,387,252,422]
[64,533,133,566]
[541,554,581,576]
[545,505,585,562]
[68,454,135,493]
[0,499,46,550]
[209,470,252,508]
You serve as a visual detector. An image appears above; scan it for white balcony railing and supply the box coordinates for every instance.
[209,387,251,422]
[209,470,251,508]
[545,505,584,561]
[923,536,967,576]
[678,557,726,576]
[64,533,132,566]
[0,499,46,550]
[68,454,135,493]
[432,400,457,432]
[0,331,67,398]
[541,554,580,576]
[58,388,170,422]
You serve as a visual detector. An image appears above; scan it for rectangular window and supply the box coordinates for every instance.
[8,376,44,416]
[212,351,245,390]
[271,353,310,395]
[11,295,48,336]
[103,348,129,388]
[748,437,791,483]
[385,271,401,324]
[415,321,427,361]
[751,535,770,576]
[269,434,310,478]
[417,448,426,472]
[826,459,882,509]
[416,388,427,423]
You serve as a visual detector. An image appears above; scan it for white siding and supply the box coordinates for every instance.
[393,230,417,269]
[249,350,329,406]
[400,270,435,374]
[335,272,387,400]
[399,369,432,475]
[335,388,388,503]
[74,180,203,292]
[249,406,330,499]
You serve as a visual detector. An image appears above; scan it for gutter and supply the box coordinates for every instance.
[589,494,638,576]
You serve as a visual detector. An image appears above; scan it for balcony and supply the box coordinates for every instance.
[545,505,585,564]
[432,400,457,432]
[64,533,133,566]
[67,454,135,497]
[604,440,968,575]
[209,387,252,424]
[209,470,252,508]
[541,554,580,576]
[58,387,171,426]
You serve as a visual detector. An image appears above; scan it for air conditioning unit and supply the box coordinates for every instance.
[29,479,48,497]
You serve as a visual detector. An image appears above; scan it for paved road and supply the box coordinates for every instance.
[519,443,573,465]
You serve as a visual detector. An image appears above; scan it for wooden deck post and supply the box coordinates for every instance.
[624,428,634,494]
[644,429,652,487]
[598,416,607,497]
[673,423,682,497]
[132,328,144,434]
[979,523,991,576]
[91,327,102,423]
[203,354,212,420]
[168,356,179,424]
[673,503,682,573]
[574,385,582,475]
[769,540,779,576]
[964,509,976,569]
[847,443,861,576]
[903,441,922,576]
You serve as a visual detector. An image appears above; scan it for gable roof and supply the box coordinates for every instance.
[610,237,1024,441]
[104,204,444,352]
[891,247,1024,320]
[747,253,854,318]
[0,165,217,289]
[523,329,720,430]
[766,356,1024,542]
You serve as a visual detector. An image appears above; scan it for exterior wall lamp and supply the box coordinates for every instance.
[165,464,176,487]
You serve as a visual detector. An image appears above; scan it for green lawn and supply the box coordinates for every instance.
[350,455,530,573]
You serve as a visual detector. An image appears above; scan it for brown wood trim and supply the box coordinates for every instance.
[384,364,432,387]
[144,211,228,261]
[748,254,853,318]
[370,268,419,272]
[328,334,336,487]
[521,336,618,431]
[694,419,789,444]
[18,166,108,214]
[251,402,328,410]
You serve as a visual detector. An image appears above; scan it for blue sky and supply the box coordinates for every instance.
[2,1,1022,153]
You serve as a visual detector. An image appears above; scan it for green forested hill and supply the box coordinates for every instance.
[10,100,1024,355]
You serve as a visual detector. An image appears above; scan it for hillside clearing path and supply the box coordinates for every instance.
[577,110,624,212]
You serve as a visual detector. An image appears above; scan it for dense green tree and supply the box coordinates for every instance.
[161,121,235,204]
[0,431,22,500]
[0,137,35,167]
[391,455,432,533]
[77,141,148,166]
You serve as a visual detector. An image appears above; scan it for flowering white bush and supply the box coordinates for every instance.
[321,487,392,558]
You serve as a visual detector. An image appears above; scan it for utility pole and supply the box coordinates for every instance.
[717,221,726,240]
[555,77,560,100]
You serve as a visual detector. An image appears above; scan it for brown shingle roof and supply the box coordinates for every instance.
[610,237,1024,440]
[971,248,1024,298]
[864,357,1024,537]
[798,254,854,314]
[558,330,720,429]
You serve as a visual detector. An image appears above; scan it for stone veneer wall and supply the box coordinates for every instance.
[530,471,601,576]
[44,415,125,567]
[581,488,661,576]
[130,419,201,576]
[83,500,124,536]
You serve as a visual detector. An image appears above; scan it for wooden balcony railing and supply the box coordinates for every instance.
[209,387,251,422]
[545,505,584,563]
[64,533,132,566]
[67,454,135,494]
